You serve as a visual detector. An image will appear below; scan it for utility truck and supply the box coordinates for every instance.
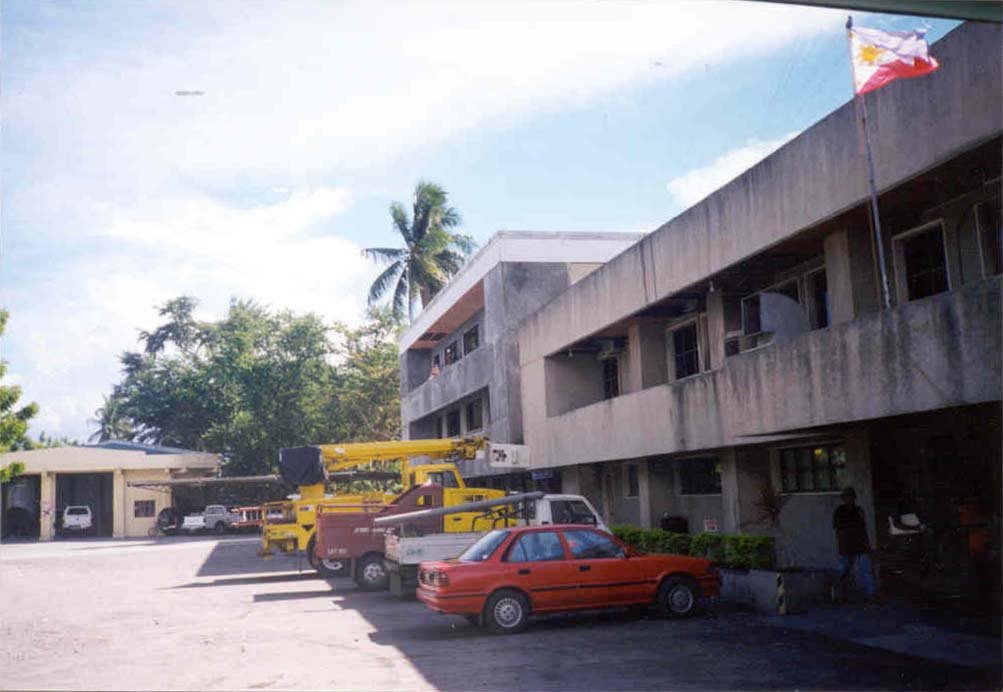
[260,437,495,574]
[314,487,605,595]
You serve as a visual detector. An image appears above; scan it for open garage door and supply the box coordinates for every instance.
[2,475,41,539]
[56,473,113,537]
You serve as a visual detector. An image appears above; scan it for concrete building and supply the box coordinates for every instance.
[398,230,643,485]
[514,22,1000,604]
[0,442,218,540]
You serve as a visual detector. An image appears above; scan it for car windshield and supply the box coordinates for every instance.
[458,529,510,562]
[67,507,88,515]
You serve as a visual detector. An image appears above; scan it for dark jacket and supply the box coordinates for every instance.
[833,504,870,556]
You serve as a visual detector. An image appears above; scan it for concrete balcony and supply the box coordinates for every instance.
[401,343,495,425]
[527,278,1001,468]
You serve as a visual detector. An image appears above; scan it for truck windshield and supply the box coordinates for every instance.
[458,530,509,562]
[67,507,88,515]
[550,500,597,525]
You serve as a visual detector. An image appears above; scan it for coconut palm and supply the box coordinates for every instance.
[364,181,474,323]
[88,393,134,443]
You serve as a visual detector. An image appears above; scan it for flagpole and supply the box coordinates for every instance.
[846,16,892,311]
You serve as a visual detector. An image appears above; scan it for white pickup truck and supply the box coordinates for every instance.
[182,504,240,534]
[382,493,606,597]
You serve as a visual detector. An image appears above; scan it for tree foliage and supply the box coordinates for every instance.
[102,297,402,476]
[364,181,475,322]
[0,309,39,453]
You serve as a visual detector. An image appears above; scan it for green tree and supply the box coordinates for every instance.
[0,310,39,452]
[364,181,474,323]
[88,392,135,443]
[108,298,402,477]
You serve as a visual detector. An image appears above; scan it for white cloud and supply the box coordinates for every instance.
[5,188,367,441]
[666,132,799,208]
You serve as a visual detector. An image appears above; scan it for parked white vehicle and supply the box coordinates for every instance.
[62,505,93,534]
[182,504,240,534]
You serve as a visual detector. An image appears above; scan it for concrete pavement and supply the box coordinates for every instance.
[1,536,999,691]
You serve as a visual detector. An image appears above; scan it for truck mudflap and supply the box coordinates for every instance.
[387,563,419,599]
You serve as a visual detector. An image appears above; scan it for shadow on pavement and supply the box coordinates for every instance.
[252,589,340,603]
[171,572,320,589]
[195,537,309,577]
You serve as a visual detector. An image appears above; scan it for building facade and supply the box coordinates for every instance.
[514,22,1000,604]
[398,231,643,485]
[0,442,219,540]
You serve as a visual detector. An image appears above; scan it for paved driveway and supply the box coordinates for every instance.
[1,537,998,691]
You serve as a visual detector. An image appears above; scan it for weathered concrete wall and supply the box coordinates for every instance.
[648,459,724,534]
[524,278,1001,468]
[519,22,1002,364]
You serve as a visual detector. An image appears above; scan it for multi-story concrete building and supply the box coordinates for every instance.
[398,231,643,486]
[514,22,1000,604]
[521,18,998,593]
[394,22,1000,606]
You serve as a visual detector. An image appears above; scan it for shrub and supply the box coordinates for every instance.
[610,524,774,568]
[722,534,773,570]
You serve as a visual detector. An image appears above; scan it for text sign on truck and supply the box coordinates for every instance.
[488,443,531,469]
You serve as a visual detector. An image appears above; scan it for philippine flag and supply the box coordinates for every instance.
[849,26,940,95]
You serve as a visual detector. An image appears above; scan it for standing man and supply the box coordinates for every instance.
[833,487,876,601]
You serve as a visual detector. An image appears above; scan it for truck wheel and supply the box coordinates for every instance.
[484,589,529,634]
[355,554,388,591]
[214,522,227,534]
[657,577,698,617]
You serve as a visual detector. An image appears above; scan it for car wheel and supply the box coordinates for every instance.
[657,576,698,617]
[355,554,388,591]
[484,589,529,634]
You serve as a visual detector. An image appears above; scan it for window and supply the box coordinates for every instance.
[678,457,722,495]
[898,224,948,301]
[807,269,829,329]
[465,399,483,432]
[550,500,597,526]
[506,531,566,562]
[601,357,619,399]
[426,471,460,488]
[443,341,459,365]
[431,354,441,375]
[624,464,639,498]
[978,196,1002,277]
[134,500,155,518]
[459,529,509,562]
[564,530,625,559]
[780,444,848,493]
[446,409,461,437]
[463,326,480,355]
[671,322,700,379]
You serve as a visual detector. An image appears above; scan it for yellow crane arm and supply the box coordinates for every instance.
[315,436,487,473]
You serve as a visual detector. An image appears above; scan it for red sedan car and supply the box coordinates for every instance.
[416,525,720,634]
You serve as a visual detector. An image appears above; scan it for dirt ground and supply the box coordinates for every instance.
[1,536,999,691]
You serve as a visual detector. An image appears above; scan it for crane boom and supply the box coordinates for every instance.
[373,491,545,526]
[315,436,487,472]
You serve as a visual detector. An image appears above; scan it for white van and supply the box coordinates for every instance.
[62,505,93,534]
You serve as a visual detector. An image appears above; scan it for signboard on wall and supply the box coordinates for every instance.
[487,444,531,469]
[702,518,719,533]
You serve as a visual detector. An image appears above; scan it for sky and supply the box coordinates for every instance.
[0,1,958,442]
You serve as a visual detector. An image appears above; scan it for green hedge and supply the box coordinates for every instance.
[610,524,774,570]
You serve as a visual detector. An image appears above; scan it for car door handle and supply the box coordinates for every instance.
[518,569,531,575]
[579,565,591,572]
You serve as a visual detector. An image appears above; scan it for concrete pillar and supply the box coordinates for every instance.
[624,323,668,394]
[721,447,773,534]
[637,460,652,528]
[824,228,880,325]
[113,469,126,538]
[560,466,581,495]
[719,449,740,533]
[706,290,726,371]
[39,471,56,541]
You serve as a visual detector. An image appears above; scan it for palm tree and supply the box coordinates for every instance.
[364,181,474,323]
[88,393,134,443]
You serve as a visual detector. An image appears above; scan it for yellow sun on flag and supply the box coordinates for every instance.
[859,44,884,65]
